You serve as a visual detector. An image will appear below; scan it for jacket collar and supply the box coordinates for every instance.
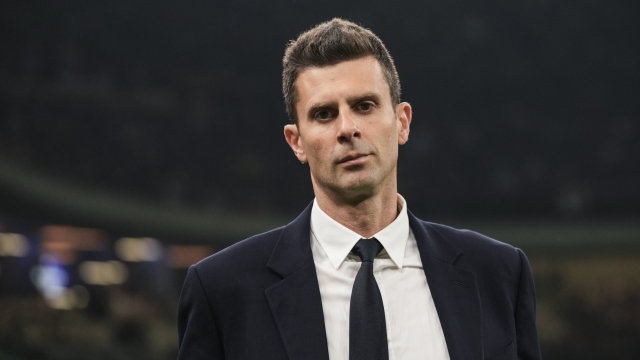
[409,210,484,360]
[267,201,314,278]
[407,209,461,265]
[265,202,330,360]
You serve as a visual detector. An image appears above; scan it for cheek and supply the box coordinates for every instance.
[304,140,330,165]
[378,125,400,164]
[382,122,399,147]
[306,134,333,157]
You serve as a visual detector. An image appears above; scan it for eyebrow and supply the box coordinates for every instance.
[305,92,382,119]
[346,92,381,105]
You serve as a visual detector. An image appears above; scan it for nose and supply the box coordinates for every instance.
[336,111,361,144]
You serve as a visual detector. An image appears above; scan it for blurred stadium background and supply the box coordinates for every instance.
[1,0,639,359]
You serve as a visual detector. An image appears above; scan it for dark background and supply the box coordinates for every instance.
[0,0,639,359]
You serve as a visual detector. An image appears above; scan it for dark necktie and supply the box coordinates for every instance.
[349,238,389,360]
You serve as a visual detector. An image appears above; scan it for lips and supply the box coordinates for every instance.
[338,153,369,164]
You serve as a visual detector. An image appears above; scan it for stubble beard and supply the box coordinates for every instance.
[312,160,394,206]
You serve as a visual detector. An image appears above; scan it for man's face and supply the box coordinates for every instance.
[284,56,411,201]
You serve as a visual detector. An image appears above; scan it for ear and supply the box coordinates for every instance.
[284,124,308,163]
[396,102,412,145]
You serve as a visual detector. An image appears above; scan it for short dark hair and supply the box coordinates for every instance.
[282,18,401,124]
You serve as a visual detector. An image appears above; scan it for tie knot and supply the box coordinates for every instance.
[351,238,384,263]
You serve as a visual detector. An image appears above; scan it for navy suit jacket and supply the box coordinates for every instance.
[177,203,542,360]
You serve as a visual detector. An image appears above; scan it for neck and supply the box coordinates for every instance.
[313,181,400,239]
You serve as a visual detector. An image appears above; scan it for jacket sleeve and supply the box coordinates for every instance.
[177,265,225,360]
[514,249,542,360]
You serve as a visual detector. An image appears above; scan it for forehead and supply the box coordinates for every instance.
[295,57,390,110]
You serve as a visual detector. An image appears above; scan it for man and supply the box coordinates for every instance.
[177,18,541,360]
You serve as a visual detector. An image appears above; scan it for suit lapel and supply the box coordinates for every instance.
[265,203,329,360]
[409,211,483,360]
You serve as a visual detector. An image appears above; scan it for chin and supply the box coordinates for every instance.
[314,168,383,197]
[335,177,379,197]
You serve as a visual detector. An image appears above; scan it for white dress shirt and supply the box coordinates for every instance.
[310,195,451,360]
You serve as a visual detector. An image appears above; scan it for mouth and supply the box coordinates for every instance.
[337,153,370,166]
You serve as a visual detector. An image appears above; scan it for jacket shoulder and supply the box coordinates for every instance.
[418,219,522,268]
[193,226,284,275]
[427,221,515,250]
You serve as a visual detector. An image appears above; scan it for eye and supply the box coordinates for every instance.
[357,102,374,112]
[314,109,334,121]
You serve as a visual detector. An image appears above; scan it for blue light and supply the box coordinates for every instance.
[31,254,69,300]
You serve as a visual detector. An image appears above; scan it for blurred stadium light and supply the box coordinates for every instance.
[0,233,29,257]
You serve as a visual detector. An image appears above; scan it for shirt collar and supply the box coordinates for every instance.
[310,195,410,269]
